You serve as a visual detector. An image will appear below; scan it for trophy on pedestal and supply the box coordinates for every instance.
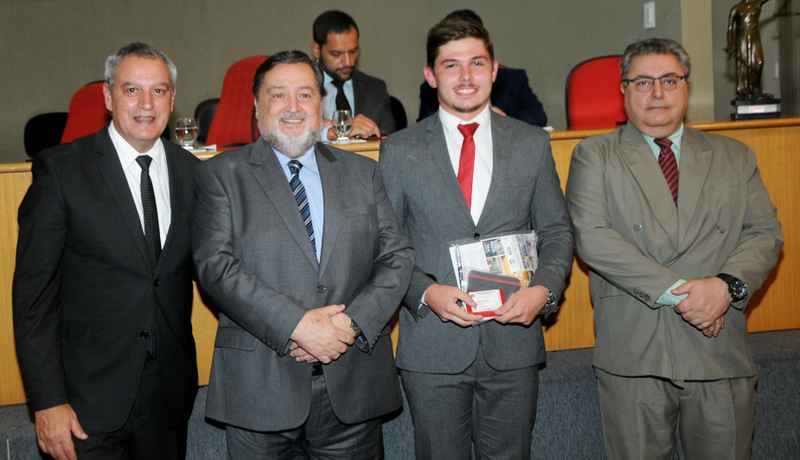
[726,0,781,119]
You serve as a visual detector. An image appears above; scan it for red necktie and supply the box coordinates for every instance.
[457,123,479,208]
[654,138,678,205]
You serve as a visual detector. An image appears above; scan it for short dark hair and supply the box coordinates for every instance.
[620,38,691,80]
[443,9,483,25]
[426,17,494,69]
[105,42,177,92]
[313,10,359,45]
[252,50,327,99]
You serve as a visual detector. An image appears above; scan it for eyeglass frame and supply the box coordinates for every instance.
[622,73,689,92]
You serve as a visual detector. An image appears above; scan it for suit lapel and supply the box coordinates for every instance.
[676,128,712,248]
[619,124,680,246]
[159,142,188,269]
[93,128,154,270]
[352,71,365,116]
[248,141,319,270]
[424,116,475,227]
[316,145,341,277]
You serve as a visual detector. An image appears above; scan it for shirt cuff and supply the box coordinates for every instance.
[656,279,688,306]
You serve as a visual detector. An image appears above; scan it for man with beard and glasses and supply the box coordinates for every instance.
[192,50,414,458]
[312,10,396,140]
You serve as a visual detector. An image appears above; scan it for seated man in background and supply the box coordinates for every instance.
[312,10,396,139]
[417,9,548,127]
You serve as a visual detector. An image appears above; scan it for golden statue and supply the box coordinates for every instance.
[726,0,774,100]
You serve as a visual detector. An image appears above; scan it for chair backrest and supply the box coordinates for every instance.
[25,112,68,157]
[194,98,220,144]
[205,56,268,148]
[60,81,112,143]
[389,96,408,131]
[566,56,627,130]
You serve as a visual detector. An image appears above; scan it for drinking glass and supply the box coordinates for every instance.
[331,110,353,142]
[175,117,198,149]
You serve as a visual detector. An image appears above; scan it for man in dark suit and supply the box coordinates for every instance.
[192,51,414,458]
[13,42,198,459]
[380,17,573,459]
[417,10,548,127]
[565,38,783,458]
[312,10,396,139]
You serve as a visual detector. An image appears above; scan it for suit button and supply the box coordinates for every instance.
[717,226,726,233]
[153,278,160,287]
[473,233,480,239]
[634,223,643,231]
[140,331,149,339]
[317,285,327,293]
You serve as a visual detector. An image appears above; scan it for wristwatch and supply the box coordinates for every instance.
[716,273,748,302]
[348,317,364,338]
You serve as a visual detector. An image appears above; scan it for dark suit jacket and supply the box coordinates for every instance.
[379,111,573,374]
[565,123,783,381]
[13,127,199,431]
[192,141,414,431]
[418,67,548,127]
[352,70,397,135]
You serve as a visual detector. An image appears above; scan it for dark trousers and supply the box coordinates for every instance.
[401,345,539,460]
[226,372,384,459]
[73,358,187,459]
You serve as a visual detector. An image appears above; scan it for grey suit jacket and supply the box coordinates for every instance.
[352,70,396,135]
[13,127,199,431]
[380,111,574,374]
[565,123,783,381]
[193,140,414,431]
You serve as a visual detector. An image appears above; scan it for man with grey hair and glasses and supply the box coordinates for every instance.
[566,38,783,458]
[14,42,198,459]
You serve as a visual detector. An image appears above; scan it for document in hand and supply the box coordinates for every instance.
[448,231,538,319]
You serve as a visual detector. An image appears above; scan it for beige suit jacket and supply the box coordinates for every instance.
[566,123,782,382]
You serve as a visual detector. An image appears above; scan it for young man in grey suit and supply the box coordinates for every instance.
[380,17,574,459]
[14,43,198,459]
[565,38,783,458]
[192,51,414,458]
[312,10,396,140]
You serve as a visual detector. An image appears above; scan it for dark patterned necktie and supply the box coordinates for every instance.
[135,155,160,358]
[288,160,316,252]
[654,138,679,205]
[457,123,479,209]
[331,79,351,112]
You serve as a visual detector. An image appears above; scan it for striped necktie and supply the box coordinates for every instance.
[655,138,678,205]
[288,160,316,251]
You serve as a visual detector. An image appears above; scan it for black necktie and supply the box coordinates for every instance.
[288,160,316,252]
[135,155,160,358]
[331,79,351,112]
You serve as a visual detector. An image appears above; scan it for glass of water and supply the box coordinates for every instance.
[175,117,198,149]
[331,110,352,142]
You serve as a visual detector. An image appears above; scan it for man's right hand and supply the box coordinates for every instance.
[424,284,484,327]
[290,304,355,363]
[34,404,87,460]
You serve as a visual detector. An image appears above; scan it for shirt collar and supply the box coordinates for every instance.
[108,122,166,170]
[271,143,320,175]
[642,123,684,154]
[438,104,492,135]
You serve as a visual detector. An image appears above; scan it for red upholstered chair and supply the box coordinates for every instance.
[205,56,269,148]
[60,81,112,143]
[566,56,627,130]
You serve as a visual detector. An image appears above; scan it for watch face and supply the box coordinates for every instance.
[730,280,747,301]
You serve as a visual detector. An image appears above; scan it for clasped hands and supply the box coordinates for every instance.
[423,283,550,327]
[290,304,356,364]
[671,277,732,338]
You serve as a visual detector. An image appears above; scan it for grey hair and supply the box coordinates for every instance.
[620,38,691,80]
[104,42,177,92]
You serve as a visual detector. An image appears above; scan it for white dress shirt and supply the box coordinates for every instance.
[108,123,171,248]
[438,105,494,224]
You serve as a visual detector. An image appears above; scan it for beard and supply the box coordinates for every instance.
[261,113,321,158]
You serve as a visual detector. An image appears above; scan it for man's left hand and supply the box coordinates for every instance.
[349,114,380,139]
[494,285,549,325]
[672,277,731,330]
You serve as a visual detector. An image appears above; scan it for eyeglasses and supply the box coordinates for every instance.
[622,74,688,92]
